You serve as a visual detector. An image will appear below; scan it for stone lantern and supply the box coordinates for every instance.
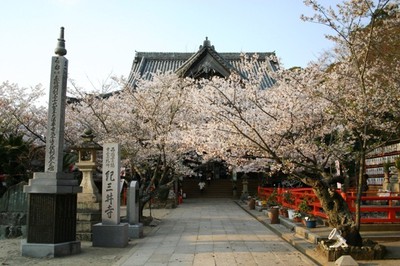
[73,129,102,241]
[74,128,102,203]
[241,173,249,199]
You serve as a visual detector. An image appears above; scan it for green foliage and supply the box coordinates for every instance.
[383,161,391,173]
[63,152,78,172]
[266,188,278,206]
[394,157,400,170]
[298,198,311,214]
[0,134,31,186]
[283,190,294,204]
[293,211,302,218]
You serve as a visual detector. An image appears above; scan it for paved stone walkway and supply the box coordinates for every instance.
[116,199,316,266]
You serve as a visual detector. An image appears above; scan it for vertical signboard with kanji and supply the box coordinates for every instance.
[102,143,121,225]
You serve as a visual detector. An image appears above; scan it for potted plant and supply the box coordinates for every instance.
[282,190,294,218]
[261,200,267,207]
[304,215,317,228]
[288,209,296,219]
[248,196,256,210]
[292,211,302,222]
[298,197,317,228]
[266,188,278,207]
[298,197,310,212]
[268,206,280,224]
[255,198,262,207]
[266,189,279,224]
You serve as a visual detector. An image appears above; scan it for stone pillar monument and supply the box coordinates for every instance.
[73,129,102,241]
[92,143,128,247]
[21,27,82,257]
[126,181,143,238]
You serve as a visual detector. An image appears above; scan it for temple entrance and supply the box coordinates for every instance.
[181,178,259,199]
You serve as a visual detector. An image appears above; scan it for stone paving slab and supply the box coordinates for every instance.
[115,199,400,266]
[115,199,316,266]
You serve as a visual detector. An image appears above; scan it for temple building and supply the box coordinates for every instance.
[127,37,279,88]
[126,38,280,198]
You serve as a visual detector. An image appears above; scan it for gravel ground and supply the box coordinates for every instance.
[0,238,135,266]
[0,208,171,266]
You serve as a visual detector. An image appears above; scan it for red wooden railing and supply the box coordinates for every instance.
[342,190,400,223]
[258,186,400,223]
[121,187,127,206]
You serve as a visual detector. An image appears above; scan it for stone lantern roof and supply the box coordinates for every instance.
[73,129,102,151]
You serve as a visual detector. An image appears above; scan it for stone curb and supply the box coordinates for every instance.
[235,201,327,265]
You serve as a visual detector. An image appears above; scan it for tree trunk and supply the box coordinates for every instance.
[355,152,366,232]
[139,200,146,222]
[305,177,363,246]
[138,179,175,221]
[139,191,152,222]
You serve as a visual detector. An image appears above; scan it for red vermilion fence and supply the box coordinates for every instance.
[121,187,127,206]
[343,190,400,223]
[258,186,400,223]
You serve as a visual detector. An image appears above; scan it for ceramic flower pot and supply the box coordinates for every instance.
[248,198,255,210]
[288,209,295,219]
[305,220,317,228]
[268,207,280,224]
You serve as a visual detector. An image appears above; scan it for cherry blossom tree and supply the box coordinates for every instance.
[193,60,366,243]
[0,82,48,186]
[185,0,400,245]
[302,0,400,240]
[7,0,395,244]
[0,81,47,144]
[65,73,197,218]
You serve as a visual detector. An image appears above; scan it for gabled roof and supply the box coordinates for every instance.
[175,37,236,79]
[128,37,279,88]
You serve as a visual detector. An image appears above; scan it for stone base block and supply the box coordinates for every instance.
[77,202,101,212]
[78,193,101,203]
[76,221,96,232]
[318,239,385,261]
[92,223,129,248]
[76,211,102,241]
[76,232,92,241]
[77,212,101,221]
[21,239,81,258]
[128,223,143,239]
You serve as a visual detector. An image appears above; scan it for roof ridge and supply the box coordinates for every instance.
[134,52,194,61]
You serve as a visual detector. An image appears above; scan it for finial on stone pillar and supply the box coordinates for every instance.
[54,27,67,56]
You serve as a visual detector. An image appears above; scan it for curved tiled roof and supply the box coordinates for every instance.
[128,38,279,89]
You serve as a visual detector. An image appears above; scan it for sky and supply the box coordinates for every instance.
[0,0,336,93]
